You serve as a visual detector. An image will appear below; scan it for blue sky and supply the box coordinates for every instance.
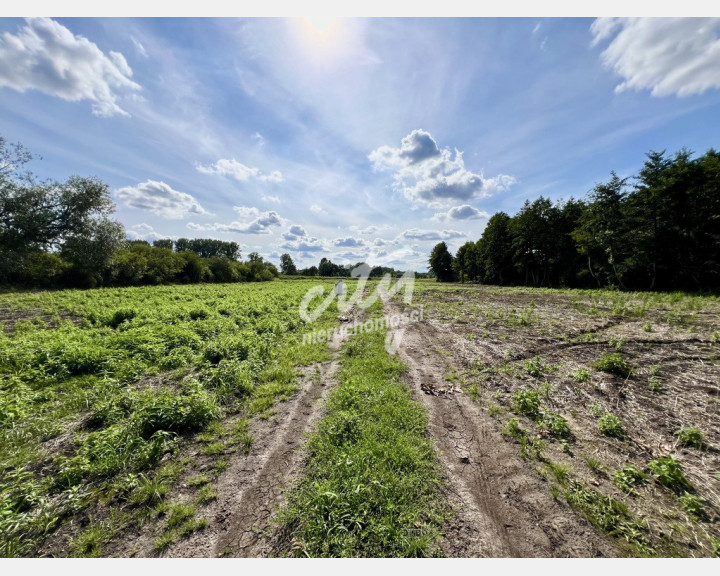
[2,16,720,271]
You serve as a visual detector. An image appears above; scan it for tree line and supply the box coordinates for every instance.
[429,148,720,292]
[279,254,424,278]
[0,136,277,289]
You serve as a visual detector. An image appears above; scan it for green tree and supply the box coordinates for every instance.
[429,242,454,282]
[280,253,297,275]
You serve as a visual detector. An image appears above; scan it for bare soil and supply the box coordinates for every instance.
[387,299,618,557]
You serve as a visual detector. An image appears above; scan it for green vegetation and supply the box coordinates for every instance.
[512,389,541,419]
[592,353,633,378]
[279,308,448,557]
[614,465,647,495]
[598,413,625,438]
[0,280,339,556]
[433,148,720,292]
[674,427,705,450]
[565,480,651,554]
[647,456,692,494]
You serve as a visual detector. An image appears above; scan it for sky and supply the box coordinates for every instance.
[2,15,720,272]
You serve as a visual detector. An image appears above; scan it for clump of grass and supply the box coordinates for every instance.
[678,493,706,519]
[187,474,209,487]
[165,503,195,530]
[153,532,176,553]
[643,323,653,333]
[674,427,705,450]
[572,368,589,383]
[564,480,651,554]
[71,521,112,558]
[178,517,208,537]
[586,457,604,474]
[195,485,217,504]
[547,462,570,485]
[592,353,632,378]
[598,412,625,438]
[614,465,647,495]
[202,442,225,456]
[213,459,229,473]
[502,418,526,441]
[130,474,169,507]
[512,389,540,419]
[647,456,692,494]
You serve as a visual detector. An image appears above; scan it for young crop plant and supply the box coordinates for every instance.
[592,353,633,379]
[598,412,625,439]
[647,456,692,494]
[613,465,647,495]
[512,389,541,419]
[572,368,590,383]
[674,427,705,450]
[540,412,572,440]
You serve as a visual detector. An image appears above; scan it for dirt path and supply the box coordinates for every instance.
[386,300,619,557]
[152,326,350,558]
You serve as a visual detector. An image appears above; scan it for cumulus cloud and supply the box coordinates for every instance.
[126,223,168,242]
[591,18,720,97]
[398,228,465,241]
[282,224,309,241]
[196,158,283,182]
[262,194,281,204]
[334,237,366,248]
[369,129,515,204]
[0,18,140,117]
[188,209,283,235]
[433,204,490,222]
[280,237,326,252]
[116,180,209,219]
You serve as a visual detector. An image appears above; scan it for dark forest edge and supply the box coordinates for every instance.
[429,148,720,293]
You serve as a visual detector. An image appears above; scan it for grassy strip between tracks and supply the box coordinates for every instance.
[279,301,448,557]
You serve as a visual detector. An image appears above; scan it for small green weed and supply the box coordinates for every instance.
[647,456,692,494]
[512,389,540,419]
[674,427,705,450]
[614,465,647,495]
[598,413,625,438]
[592,353,632,378]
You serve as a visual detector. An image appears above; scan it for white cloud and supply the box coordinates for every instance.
[0,18,140,117]
[398,228,465,241]
[309,204,324,213]
[116,180,209,219]
[261,194,281,204]
[282,224,308,241]
[126,223,168,242]
[433,204,490,222]
[369,129,515,204]
[280,237,326,252]
[131,35,148,58]
[334,237,366,248]
[591,18,720,97]
[196,158,284,182]
[189,209,283,235]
